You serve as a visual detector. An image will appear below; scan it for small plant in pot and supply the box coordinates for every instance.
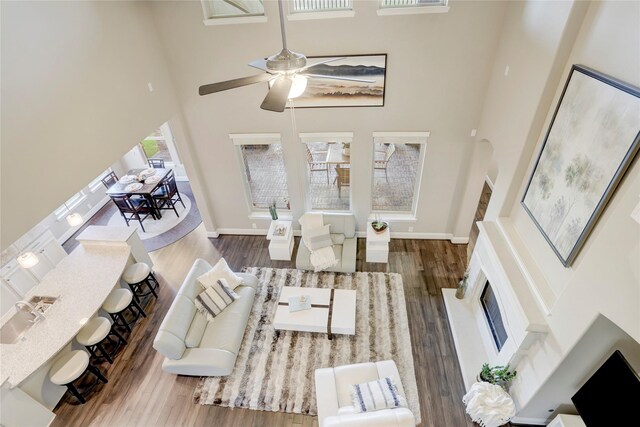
[478,363,517,389]
[371,215,388,234]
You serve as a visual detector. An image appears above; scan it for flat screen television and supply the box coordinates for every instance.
[571,350,639,426]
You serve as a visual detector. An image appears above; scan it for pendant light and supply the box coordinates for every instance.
[63,202,83,227]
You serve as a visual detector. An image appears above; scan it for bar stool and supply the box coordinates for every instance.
[102,288,146,333]
[48,350,108,404]
[122,262,159,303]
[76,317,127,364]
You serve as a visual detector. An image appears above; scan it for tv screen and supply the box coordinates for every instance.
[571,350,639,426]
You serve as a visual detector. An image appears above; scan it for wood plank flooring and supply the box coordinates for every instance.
[52,225,498,426]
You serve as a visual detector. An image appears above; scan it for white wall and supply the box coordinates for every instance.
[149,0,508,235]
[0,1,180,249]
[479,0,640,421]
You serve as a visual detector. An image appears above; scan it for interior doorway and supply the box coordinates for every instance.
[467,180,493,262]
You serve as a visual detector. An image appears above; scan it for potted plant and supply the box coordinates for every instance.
[371,215,388,234]
[478,363,517,389]
[268,201,278,221]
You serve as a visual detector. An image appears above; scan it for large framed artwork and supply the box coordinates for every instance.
[522,65,640,267]
[290,54,387,108]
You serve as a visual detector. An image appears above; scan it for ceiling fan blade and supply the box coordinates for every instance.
[299,57,346,72]
[260,77,292,112]
[199,73,272,96]
[303,73,375,84]
[248,58,269,72]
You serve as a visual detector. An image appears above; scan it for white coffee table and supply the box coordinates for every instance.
[273,287,356,340]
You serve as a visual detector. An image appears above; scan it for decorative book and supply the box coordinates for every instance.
[288,295,312,312]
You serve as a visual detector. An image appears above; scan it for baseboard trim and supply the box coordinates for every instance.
[510,415,549,425]
[450,236,469,244]
[206,231,220,239]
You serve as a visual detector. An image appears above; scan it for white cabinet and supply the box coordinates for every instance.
[1,262,38,297]
[1,281,21,316]
[267,221,294,261]
[548,414,586,427]
[366,222,390,263]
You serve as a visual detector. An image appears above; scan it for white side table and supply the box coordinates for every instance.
[366,223,390,263]
[267,220,294,261]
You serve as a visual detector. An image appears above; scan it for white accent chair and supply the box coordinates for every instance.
[315,360,416,427]
[296,213,357,273]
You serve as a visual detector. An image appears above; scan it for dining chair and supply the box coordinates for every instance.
[109,194,156,232]
[152,170,185,218]
[306,146,329,184]
[101,171,119,189]
[374,144,396,182]
[148,159,165,169]
[335,165,350,198]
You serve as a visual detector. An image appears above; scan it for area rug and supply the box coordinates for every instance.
[193,268,421,423]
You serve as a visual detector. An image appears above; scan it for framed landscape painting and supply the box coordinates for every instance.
[522,65,640,267]
[291,54,386,108]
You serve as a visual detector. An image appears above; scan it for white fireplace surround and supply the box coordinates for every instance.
[443,221,548,391]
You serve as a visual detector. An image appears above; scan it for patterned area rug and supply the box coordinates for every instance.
[193,268,421,423]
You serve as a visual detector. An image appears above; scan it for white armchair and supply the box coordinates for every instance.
[315,360,416,427]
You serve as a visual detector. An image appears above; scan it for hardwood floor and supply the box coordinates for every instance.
[52,225,496,426]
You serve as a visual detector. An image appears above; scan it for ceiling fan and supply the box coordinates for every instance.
[198,0,374,112]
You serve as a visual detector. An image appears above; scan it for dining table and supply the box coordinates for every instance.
[325,143,350,165]
[105,167,172,218]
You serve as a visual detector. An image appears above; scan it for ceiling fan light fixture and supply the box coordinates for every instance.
[288,75,307,99]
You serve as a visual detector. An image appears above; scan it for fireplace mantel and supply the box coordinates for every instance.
[443,220,548,390]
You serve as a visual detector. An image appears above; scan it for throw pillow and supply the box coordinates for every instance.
[197,258,244,290]
[351,377,408,413]
[305,224,333,251]
[194,278,240,321]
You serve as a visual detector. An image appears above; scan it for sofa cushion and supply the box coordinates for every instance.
[153,295,196,359]
[195,278,239,321]
[198,258,244,290]
[306,224,333,251]
[334,362,380,407]
[177,258,213,302]
[337,406,357,415]
[351,377,408,413]
[184,311,208,348]
[199,285,255,354]
[323,214,356,239]
[331,234,345,245]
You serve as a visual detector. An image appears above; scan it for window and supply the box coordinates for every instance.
[480,281,508,351]
[231,134,290,212]
[371,132,428,216]
[378,0,449,15]
[54,191,86,221]
[89,168,112,193]
[140,128,171,165]
[291,0,352,13]
[201,0,266,25]
[300,133,353,211]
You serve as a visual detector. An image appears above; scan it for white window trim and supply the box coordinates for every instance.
[377,1,449,16]
[230,133,291,216]
[201,0,267,26]
[54,191,87,221]
[371,131,430,219]
[299,132,354,213]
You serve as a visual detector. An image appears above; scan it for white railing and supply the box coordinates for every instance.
[291,0,352,13]
[381,0,446,8]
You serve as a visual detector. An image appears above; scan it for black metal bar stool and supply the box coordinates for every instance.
[48,350,107,404]
[76,316,127,364]
[122,262,159,303]
[102,288,146,333]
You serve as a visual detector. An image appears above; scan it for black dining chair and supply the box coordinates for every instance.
[101,171,119,189]
[152,171,185,218]
[148,159,165,169]
[109,194,156,232]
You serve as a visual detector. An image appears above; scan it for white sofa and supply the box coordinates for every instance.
[296,213,357,273]
[315,360,416,427]
[153,258,258,376]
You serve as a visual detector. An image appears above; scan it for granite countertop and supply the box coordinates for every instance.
[75,225,137,243]
[0,245,130,388]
